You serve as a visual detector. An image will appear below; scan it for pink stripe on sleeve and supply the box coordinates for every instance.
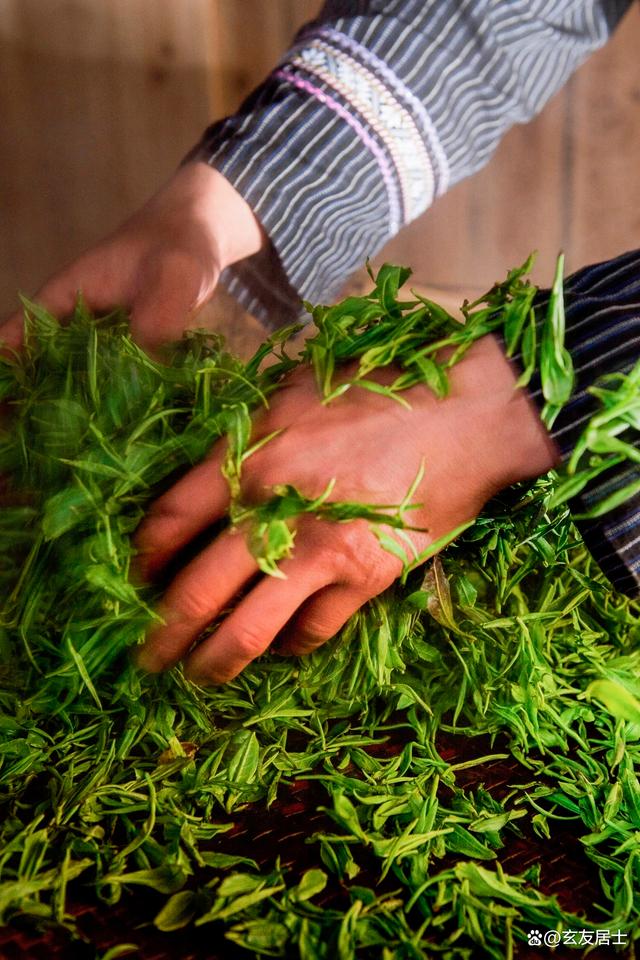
[273,67,402,233]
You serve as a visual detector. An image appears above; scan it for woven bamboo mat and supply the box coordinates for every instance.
[0,730,616,960]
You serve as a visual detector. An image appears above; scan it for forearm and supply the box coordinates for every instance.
[185,0,638,595]
[187,0,631,322]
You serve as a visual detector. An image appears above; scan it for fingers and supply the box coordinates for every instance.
[1,239,218,357]
[134,400,296,583]
[135,524,259,673]
[136,510,398,682]
[277,584,368,656]
[0,251,119,351]
[183,560,333,685]
[135,443,229,581]
[33,272,92,319]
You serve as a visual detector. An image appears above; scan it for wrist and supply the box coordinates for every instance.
[447,335,560,489]
[163,162,265,271]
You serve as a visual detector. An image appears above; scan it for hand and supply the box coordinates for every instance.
[134,335,559,685]
[0,163,264,354]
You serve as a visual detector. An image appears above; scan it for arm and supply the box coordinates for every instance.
[191,0,632,322]
[134,244,640,685]
[2,1,636,673]
[135,246,640,685]
[0,164,265,355]
[186,0,637,600]
[2,2,629,340]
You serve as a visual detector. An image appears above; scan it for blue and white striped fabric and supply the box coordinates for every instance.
[188,0,639,595]
[527,252,640,597]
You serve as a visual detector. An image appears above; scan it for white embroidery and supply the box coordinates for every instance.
[286,39,436,222]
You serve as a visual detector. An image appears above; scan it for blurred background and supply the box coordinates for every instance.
[1,0,640,349]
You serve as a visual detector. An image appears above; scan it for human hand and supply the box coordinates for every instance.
[0,163,264,354]
[134,334,559,685]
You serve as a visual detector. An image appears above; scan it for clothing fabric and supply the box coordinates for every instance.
[523,251,640,597]
[188,0,639,596]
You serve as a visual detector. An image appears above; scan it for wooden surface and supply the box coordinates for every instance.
[207,0,319,117]
[0,0,213,316]
[1,0,639,327]
[570,7,640,269]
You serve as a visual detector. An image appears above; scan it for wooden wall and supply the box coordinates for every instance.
[0,0,213,314]
[2,1,640,334]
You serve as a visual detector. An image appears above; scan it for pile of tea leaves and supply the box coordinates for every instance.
[0,262,639,959]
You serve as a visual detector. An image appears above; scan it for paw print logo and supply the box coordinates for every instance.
[527,930,543,946]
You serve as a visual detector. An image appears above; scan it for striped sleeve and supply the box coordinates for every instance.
[186,0,631,324]
[516,251,640,598]
[185,0,639,597]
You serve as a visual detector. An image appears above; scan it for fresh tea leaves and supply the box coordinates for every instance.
[0,262,638,959]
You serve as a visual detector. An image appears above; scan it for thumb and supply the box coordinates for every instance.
[129,249,219,355]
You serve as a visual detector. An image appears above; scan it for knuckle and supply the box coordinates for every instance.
[167,584,216,625]
[300,518,400,591]
[232,622,268,660]
[297,615,334,641]
[325,521,380,582]
[368,558,398,592]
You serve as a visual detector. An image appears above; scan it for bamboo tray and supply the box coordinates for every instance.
[0,730,612,960]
